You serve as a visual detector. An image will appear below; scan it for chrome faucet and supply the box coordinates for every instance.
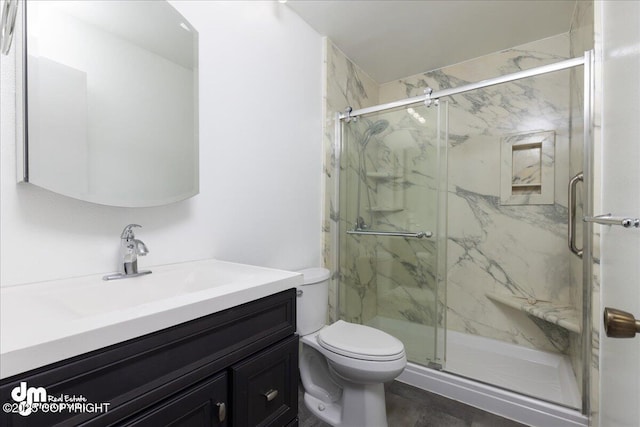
[103,224,152,280]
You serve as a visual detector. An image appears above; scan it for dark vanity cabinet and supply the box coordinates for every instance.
[0,289,299,427]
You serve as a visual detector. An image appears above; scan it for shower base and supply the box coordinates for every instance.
[367,316,586,425]
[446,329,581,408]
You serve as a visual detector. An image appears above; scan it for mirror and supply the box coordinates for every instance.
[20,0,198,207]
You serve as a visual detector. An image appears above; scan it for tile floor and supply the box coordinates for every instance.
[298,380,527,427]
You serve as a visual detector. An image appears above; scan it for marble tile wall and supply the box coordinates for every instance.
[341,106,444,328]
[321,39,379,323]
[379,34,575,355]
[323,10,596,411]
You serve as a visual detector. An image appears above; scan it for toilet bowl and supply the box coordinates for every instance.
[297,268,407,427]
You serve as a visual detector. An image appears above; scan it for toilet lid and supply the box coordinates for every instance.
[317,320,405,361]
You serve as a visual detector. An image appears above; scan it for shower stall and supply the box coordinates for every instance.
[331,50,594,424]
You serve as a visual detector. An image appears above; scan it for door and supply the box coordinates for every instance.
[598,1,640,426]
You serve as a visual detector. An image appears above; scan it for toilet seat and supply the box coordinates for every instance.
[318,320,405,361]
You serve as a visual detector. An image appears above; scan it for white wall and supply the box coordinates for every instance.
[597,1,640,425]
[0,1,323,287]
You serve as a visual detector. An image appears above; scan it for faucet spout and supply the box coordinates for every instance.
[134,239,149,256]
[103,224,152,280]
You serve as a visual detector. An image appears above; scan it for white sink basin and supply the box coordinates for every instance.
[41,261,284,317]
[0,259,302,379]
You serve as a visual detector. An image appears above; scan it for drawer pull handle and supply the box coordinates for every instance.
[216,402,226,422]
[263,389,278,402]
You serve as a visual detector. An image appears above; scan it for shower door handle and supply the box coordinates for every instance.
[568,172,584,257]
[0,0,18,55]
[604,307,640,338]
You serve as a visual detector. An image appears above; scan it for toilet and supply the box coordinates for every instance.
[297,268,407,427]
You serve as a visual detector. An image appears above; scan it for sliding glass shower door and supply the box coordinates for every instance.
[338,102,448,368]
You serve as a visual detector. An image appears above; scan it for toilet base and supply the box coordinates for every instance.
[304,382,388,427]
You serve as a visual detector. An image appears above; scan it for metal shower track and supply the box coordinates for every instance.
[339,56,585,120]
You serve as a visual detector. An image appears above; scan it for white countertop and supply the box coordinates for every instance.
[0,259,302,379]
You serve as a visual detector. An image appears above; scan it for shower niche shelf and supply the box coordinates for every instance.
[366,172,402,180]
[486,292,580,333]
[368,206,404,213]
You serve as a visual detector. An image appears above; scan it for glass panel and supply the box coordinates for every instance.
[338,102,448,368]
[443,69,583,409]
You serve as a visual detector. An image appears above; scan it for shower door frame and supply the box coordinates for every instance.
[332,50,595,416]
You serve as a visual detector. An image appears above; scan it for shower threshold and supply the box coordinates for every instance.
[366,316,581,409]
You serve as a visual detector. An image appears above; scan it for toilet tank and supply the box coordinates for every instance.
[296,268,330,336]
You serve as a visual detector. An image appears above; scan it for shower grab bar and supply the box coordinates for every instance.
[568,172,584,257]
[584,214,640,228]
[347,229,432,239]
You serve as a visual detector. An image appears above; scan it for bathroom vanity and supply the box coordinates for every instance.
[0,260,302,426]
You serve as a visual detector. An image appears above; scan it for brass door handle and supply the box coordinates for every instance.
[604,307,640,338]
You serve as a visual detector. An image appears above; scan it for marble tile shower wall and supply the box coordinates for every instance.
[378,34,575,354]
[322,40,379,323]
[323,40,443,331]
[338,118,382,324]
[323,28,595,395]
[341,108,442,329]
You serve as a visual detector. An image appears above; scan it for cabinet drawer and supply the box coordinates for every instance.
[231,336,298,427]
[122,372,228,427]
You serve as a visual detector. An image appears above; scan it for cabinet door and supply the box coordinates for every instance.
[232,336,298,427]
[123,372,228,427]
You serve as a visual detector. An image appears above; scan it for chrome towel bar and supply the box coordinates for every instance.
[346,230,432,239]
[584,214,640,228]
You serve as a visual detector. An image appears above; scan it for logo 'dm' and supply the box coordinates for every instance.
[10,382,47,416]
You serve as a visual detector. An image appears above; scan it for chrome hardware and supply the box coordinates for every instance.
[604,307,640,338]
[121,223,142,239]
[296,289,303,297]
[347,229,432,239]
[427,361,443,370]
[0,0,18,55]
[568,172,584,257]
[216,402,226,422]
[355,216,368,231]
[344,106,354,123]
[263,389,278,402]
[424,87,434,107]
[584,214,640,228]
[103,224,152,280]
[338,56,585,120]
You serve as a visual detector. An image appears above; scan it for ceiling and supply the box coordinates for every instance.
[287,0,577,83]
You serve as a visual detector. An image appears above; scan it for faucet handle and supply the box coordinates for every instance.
[121,224,142,239]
